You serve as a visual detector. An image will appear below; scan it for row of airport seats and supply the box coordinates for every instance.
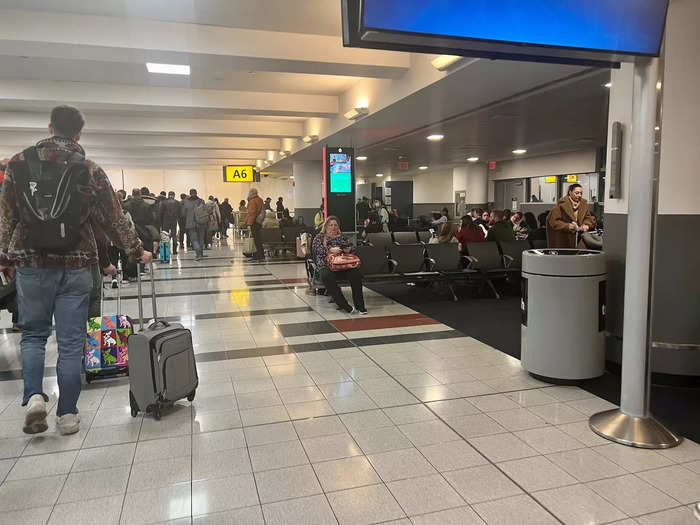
[259,225,312,254]
[308,239,535,301]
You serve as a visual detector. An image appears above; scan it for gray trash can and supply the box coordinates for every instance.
[521,249,607,380]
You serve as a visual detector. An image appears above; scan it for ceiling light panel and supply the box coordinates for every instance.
[146,62,190,75]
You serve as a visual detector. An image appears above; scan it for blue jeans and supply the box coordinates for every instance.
[187,226,205,257]
[17,267,92,416]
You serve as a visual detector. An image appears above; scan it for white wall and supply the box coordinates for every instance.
[413,168,453,203]
[490,150,597,181]
[658,0,700,215]
[292,161,322,209]
[453,164,488,203]
[105,168,295,209]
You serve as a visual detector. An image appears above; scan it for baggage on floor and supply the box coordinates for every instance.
[128,262,198,420]
[84,272,133,383]
[159,240,171,263]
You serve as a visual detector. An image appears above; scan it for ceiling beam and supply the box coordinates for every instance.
[0,131,282,151]
[0,112,304,138]
[0,8,409,78]
[0,79,338,118]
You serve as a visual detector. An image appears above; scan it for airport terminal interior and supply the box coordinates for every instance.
[0,1,699,524]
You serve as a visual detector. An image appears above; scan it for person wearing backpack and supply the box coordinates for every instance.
[182,188,206,260]
[245,187,264,261]
[0,105,152,436]
[160,191,181,255]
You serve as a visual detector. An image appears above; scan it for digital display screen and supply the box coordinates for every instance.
[361,0,667,56]
[329,153,352,193]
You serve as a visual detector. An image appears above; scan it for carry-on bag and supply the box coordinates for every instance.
[159,240,171,263]
[84,271,133,383]
[128,261,198,420]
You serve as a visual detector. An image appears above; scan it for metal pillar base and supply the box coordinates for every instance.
[589,409,682,449]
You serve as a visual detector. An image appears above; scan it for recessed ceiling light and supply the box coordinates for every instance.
[512,149,527,155]
[356,156,367,161]
[654,125,660,131]
[376,173,384,177]
[656,81,662,90]
[427,134,444,141]
[603,82,612,88]
[146,62,190,75]
[467,157,479,162]
[418,166,428,170]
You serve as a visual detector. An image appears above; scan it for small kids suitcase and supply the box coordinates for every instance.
[84,272,133,383]
[128,262,198,420]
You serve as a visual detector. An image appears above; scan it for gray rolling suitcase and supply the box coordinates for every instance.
[128,262,198,420]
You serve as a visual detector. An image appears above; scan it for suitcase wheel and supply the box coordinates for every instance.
[152,403,162,421]
[129,390,139,417]
[187,391,196,402]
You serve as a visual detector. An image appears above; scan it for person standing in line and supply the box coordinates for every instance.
[219,197,232,238]
[182,189,205,260]
[375,200,390,232]
[178,193,188,249]
[0,105,151,436]
[276,197,284,219]
[246,188,265,261]
[263,197,273,212]
[204,195,220,249]
[547,183,596,248]
[160,191,181,255]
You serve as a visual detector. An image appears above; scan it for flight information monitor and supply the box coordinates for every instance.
[329,153,353,193]
[323,147,356,231]
[342,0,668,66]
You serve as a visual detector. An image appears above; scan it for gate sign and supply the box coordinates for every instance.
[223,165,254,182]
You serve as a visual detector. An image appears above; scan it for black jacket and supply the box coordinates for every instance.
[160,197,181,226]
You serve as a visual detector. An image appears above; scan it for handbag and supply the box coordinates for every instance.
[326,252,361,271]
[244,236,257,254]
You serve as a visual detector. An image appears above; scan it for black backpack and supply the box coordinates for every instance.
[10,146,92,251]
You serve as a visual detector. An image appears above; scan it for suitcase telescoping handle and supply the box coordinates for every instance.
[135,260,159,330]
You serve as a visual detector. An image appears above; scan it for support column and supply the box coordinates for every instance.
[589,57,682,448]
[292,161,322,226]
[453,164,488,209]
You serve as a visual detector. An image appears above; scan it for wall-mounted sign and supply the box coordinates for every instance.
[488,161,497,170]
[545,176,557,183]
[398,160,409,170]
[223,165,254,182]
[566,174,579,183]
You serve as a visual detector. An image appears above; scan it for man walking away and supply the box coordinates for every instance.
[160,191,181,255]
[204,196,220,249]
[547,183,596,248]
[276,197,284,219]
[246,188,265,261]
[182,189,206,260]
[0,105,152,436]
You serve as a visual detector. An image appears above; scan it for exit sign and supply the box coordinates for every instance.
[488,161,497,170]
[398,160,409,170]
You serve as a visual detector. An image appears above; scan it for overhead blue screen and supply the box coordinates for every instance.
[361,0,667,57]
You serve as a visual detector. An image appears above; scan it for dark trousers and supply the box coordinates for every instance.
[319,267,365,310]
[178,220,186,247]
[250,223,264,259]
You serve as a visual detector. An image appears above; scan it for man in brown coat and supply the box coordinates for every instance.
[245,187,265,261]
[547,183,596,248]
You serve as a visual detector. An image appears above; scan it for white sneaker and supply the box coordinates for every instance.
[56,413,80,435]
[23,394,48,434]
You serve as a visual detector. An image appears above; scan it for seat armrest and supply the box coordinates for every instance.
[426,257,436,271]
[503,254,514,268]
[388,258,399,272]
[463,255,477,269]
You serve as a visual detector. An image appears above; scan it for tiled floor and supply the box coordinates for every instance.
[0,241,698,524]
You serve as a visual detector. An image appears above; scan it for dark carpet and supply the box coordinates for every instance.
[368,281,700,443]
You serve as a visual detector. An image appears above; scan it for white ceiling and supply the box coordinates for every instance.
[0,0,342,35]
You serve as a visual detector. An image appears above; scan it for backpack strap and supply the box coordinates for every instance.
[22,147,41,181]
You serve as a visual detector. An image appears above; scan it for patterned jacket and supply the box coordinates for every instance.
[0,136,144,268]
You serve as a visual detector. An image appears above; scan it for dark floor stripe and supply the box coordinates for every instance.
[149,273,271,282]
[104,285,291,301]
[277,320,338,337]
[0,327,464,381]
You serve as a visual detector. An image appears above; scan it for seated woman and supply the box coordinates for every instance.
[518,211,539,239]
[312,216,367,314]
[436,221,458,243]
[262,210,280,229]
[456,215,485,249]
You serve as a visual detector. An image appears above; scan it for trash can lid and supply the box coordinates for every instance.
[522,249,606,277]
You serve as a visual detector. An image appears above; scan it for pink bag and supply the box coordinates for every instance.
[326,253,361,271]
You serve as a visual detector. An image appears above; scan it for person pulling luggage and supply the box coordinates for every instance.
[0,105,152,436]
